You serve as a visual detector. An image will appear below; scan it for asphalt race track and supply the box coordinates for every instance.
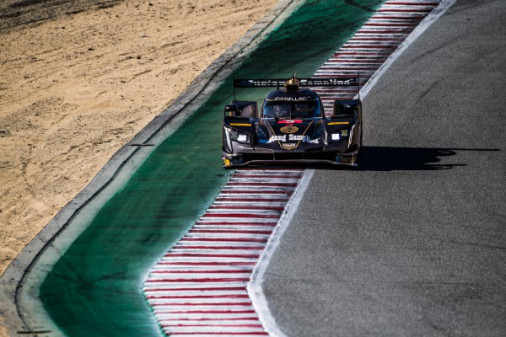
[264,0,506,336]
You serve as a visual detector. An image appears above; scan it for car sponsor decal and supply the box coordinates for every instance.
[278,120,303,124]
[265,120,314,150]
[266,134,319,144]
[280,143,297,150]
[288,134,305,141]
[280,125,299,134]
[267,135,286,143]
[267,96,314,101]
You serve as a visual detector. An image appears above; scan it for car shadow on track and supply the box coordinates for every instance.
[236,147,500,171]
[357,146,501,171]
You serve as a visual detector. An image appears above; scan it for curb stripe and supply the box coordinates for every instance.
[146,287,248,292]
[144,169,300,336]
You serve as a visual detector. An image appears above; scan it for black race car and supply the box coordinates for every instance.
[222,75,362,168]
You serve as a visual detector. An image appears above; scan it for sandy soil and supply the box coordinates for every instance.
[0,0,277,334]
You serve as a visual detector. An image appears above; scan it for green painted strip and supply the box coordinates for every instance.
[40,1,384,336]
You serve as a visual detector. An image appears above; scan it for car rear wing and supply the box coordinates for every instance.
[233,77,359,88]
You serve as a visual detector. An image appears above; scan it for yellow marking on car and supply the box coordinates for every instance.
[328,121,350,125]
[229,123,252,127]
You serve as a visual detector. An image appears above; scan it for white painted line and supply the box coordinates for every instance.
[248,169,315,337]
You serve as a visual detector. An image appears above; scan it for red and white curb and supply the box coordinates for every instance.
[313,0,442,115]
[143,1,446,336]
[144,169,304,337]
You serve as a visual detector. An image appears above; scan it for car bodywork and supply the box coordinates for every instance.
[222,76,362,168]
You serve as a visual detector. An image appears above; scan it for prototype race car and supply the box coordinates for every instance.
[222,75,362,168]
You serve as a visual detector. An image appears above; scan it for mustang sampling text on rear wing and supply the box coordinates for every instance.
[233,77,359,88]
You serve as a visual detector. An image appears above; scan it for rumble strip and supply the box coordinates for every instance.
[143,0,444,336]
[143,169,304,336]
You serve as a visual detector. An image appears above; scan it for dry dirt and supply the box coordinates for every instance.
[0,0,277,334]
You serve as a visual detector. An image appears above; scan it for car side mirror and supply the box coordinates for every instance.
[224,105,240,117]
[333,101,358,117]
[224,105,239,116]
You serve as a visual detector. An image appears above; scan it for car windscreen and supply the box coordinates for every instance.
[263,100,319,118]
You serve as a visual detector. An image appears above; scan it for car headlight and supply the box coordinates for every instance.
[331,133,340,141]
[229,129,249,143]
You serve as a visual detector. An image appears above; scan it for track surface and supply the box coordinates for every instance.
[264,0,506,336]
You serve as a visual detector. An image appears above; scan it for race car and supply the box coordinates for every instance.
[222,75,362,168]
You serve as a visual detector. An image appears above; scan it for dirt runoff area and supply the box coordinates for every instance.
[0,0,277,333]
